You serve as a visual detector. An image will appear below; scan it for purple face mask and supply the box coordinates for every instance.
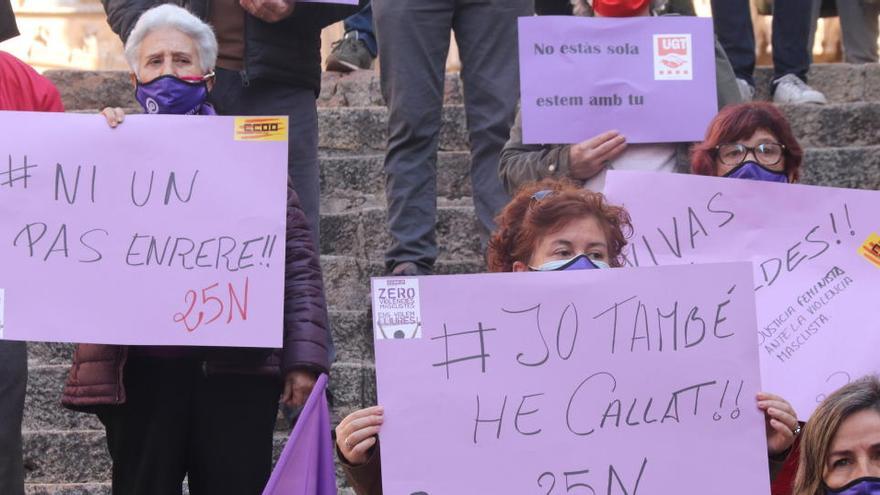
[826,477,880,495]
[723,161,788,183]
[135,74,215,116]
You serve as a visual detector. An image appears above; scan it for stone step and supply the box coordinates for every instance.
[319,151,473,199]
[25,483,110,495]
[61,101,880,152]
[43,64,880,112]
[317,145,880,202]
[27,309,376,367]
[23,430,109,484]
[320,255,483,311]
[320,203,482,259]
[800,146,880,190]
[317,102,880,152]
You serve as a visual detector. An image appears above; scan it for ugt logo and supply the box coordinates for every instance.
[653,34,693,81]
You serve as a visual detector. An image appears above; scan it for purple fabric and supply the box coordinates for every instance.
[723,161,787,183]
[827,478,880,495]
[135,74,212,115]
[262,374,336,495]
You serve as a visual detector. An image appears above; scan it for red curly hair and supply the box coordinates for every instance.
[691,102,803,182]
[487,179,632,272]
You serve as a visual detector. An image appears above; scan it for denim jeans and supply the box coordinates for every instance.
[344,3,377,57]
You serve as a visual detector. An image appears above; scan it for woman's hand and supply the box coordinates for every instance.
[757,392,799,456]
[280,369,316,408]
[567,130,627,180]
[101,107,125,128]
[335,405,384,466]
[240,0,295,22]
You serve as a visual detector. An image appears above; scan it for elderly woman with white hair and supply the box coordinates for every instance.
[61,5,332,495]
[101,3,218,123]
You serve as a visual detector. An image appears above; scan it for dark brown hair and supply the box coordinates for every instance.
[487,179,632,272]
[691,102,803,182]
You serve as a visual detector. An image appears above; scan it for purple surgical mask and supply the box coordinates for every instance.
[825,477,880,495]
[723,161,788,183]
[135,73,215,116]
[530,254,610,272]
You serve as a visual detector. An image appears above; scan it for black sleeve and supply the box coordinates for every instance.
[102,0,166,42]
[0,0,19,43]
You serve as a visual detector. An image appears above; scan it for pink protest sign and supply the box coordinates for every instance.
[518,16,717,144]
[604,171,880,419]
[372,263,770,494]
[0,111,288,347]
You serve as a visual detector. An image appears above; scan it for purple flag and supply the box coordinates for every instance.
[263,374,337,495]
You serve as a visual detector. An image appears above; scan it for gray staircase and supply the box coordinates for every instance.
[19,63,880,493]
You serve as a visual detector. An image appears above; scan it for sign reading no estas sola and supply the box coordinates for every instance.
[518,16,717,144]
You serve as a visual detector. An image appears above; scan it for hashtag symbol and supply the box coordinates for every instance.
[2,155,37,189]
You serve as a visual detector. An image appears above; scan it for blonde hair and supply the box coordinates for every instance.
[793,375,880,495]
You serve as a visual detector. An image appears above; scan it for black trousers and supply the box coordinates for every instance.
[0,341,26,495]
[97,359,282,495]
[711,0,812,86]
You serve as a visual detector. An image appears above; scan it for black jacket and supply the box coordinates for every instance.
[102,0,364,93]
[0,0,18,43]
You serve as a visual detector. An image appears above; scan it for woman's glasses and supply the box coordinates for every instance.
[715,142,786,167]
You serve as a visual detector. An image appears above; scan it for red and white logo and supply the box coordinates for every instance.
[653,34,693,80]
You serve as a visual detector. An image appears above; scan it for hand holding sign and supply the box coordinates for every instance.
[568,130,627,180]
[756,392,799,456]
[336,405,384,466]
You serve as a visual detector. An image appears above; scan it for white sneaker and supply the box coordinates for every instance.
[772,74,827,105]
[735,78,755,101]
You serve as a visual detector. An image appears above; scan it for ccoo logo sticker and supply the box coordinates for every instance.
[234,117,288,141]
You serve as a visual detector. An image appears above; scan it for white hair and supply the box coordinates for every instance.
[124,4,217,77]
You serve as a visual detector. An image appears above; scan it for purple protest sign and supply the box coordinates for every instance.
[604,171,880,419]
[518,16,717,144]
[372,263,770,494]
[0,111,288,347]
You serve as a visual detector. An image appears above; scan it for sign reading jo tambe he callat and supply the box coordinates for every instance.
[0,111,288,347]
[518,16,717,144]
[604,171,880,419]
[371,263,770,495]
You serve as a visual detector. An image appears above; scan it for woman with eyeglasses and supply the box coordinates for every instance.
[335,178,800,494]
[691,101,804,183]
[793,376,880,495]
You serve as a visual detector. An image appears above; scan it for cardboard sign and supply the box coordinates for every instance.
[518,16,717,144]
[604,171,880,418]
[0,111,288,347]
[372,263,770,494]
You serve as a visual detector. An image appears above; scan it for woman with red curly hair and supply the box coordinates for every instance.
[692,102,804,184]
[486,179,631,273]
[334,178,800,495]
